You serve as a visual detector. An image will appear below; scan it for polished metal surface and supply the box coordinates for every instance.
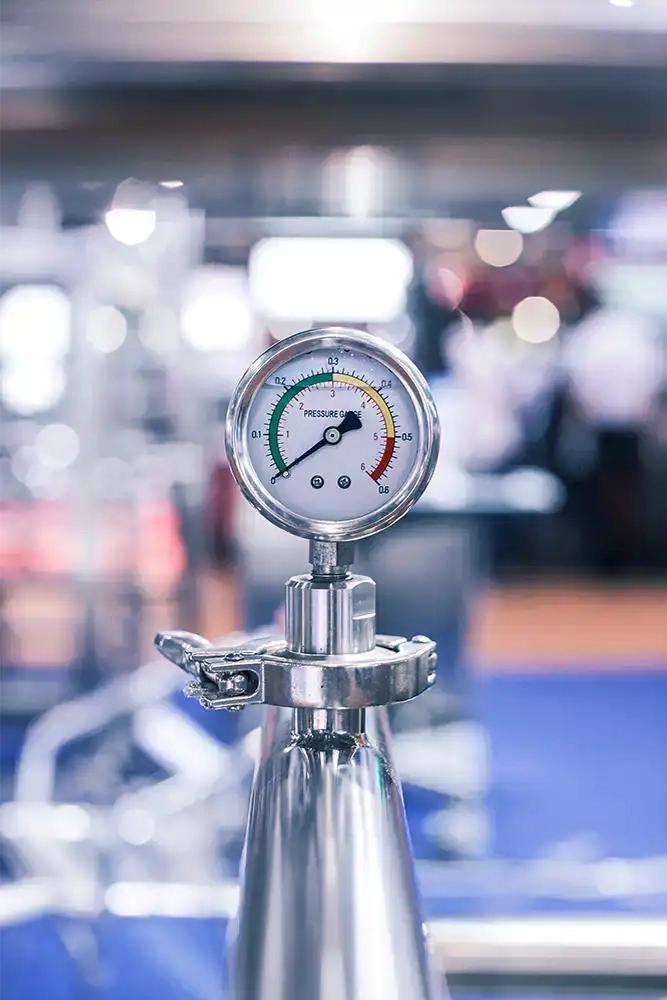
[155,631,436,709]
[309,540,355,577]
[264,634,437,709]
[154,629,213,675]
[230,706,438,1000]
[225,328,440,542]
[295,707,366,734]
[153,328,442,997]
[285,573,376,655]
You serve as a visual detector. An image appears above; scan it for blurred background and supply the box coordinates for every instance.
[1,1,667,997]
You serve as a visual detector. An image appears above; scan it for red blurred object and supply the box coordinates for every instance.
[0,500,185,587]
[206,460,238,567]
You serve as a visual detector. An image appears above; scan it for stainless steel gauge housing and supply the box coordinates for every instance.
[225,327,440,542]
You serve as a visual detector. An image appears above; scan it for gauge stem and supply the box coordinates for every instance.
[309,540,354,578]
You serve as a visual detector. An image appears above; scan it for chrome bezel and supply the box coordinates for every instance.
[225,328,440,542]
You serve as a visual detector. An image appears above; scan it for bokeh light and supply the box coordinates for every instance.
[474,229,524,267]
[105,208,156,246]
[86,306,128,354]
[1,362,66,414]
[249,238,413,321]
[181,267,254,352]
[0,285,71,360]
[35,424,80,469]
[139,306,181,354]
[428,264,464,309]
[512,296,561,343]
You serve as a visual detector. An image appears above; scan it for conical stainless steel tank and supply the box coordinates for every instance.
[231,705,438,1000]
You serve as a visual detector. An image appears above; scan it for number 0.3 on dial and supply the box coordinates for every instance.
[226,329,439,541]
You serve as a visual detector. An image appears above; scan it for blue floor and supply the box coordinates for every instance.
[2,668,667,999]
[478,672,667,861]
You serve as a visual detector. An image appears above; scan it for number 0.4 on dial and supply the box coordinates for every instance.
[226,329,439,541]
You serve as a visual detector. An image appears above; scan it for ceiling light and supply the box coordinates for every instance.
[324,146,386,218]
[502,206,556,234]
[0,285,71,360]
[249,238,413,322]
[1,362,66,414]
[105,208,156,246]
[528,191,582,211]
[159,180,184,189]
[181,267,254,352]
[105,179,157,245]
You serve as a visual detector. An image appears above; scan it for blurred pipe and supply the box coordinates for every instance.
[430,916,667,976]
[14,629,264,802]
[0,879,56,925]
[14,659,182,802]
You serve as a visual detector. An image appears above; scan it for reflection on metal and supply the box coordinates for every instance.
[156,589,438,999]
[285,571,376,655]
[154,329,442,997]
[232,706,438,1000]
[155,628,436,712]
[154,628,213,672]
[156,581,438,998]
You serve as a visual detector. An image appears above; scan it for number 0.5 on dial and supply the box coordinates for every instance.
[244,346,422,521]
[226,329,439,539]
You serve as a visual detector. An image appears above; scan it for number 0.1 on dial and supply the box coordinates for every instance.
[227,329,439,540]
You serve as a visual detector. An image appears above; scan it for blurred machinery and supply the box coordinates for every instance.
[0,186,262,721]
[2,10,667,995]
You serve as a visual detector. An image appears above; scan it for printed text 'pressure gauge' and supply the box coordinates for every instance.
[226,328,440,541]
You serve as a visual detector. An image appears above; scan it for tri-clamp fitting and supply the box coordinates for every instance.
[155,542,437,712]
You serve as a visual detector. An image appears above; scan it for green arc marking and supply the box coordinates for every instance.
[268,372,333,472]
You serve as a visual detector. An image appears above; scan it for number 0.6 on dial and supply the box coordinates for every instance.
[226,329,439,541]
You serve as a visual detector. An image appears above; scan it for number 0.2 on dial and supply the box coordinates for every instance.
[227,330,439,540]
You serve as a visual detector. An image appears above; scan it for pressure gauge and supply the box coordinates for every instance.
[226,328,439,541]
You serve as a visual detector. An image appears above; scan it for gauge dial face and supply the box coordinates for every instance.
[227,330,439,540]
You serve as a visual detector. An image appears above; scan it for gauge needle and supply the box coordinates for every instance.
[271,410,362,483]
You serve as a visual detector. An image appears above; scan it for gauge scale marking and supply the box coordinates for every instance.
[268,370,396,483]
[226,329,439,541]
[249,348,413,523]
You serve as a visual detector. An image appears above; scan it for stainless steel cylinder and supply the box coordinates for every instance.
[228,539,438,997]
[230,706,438,1000]
[309,539,355,577]
[295,707,365,734]
[285,573,376,655]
